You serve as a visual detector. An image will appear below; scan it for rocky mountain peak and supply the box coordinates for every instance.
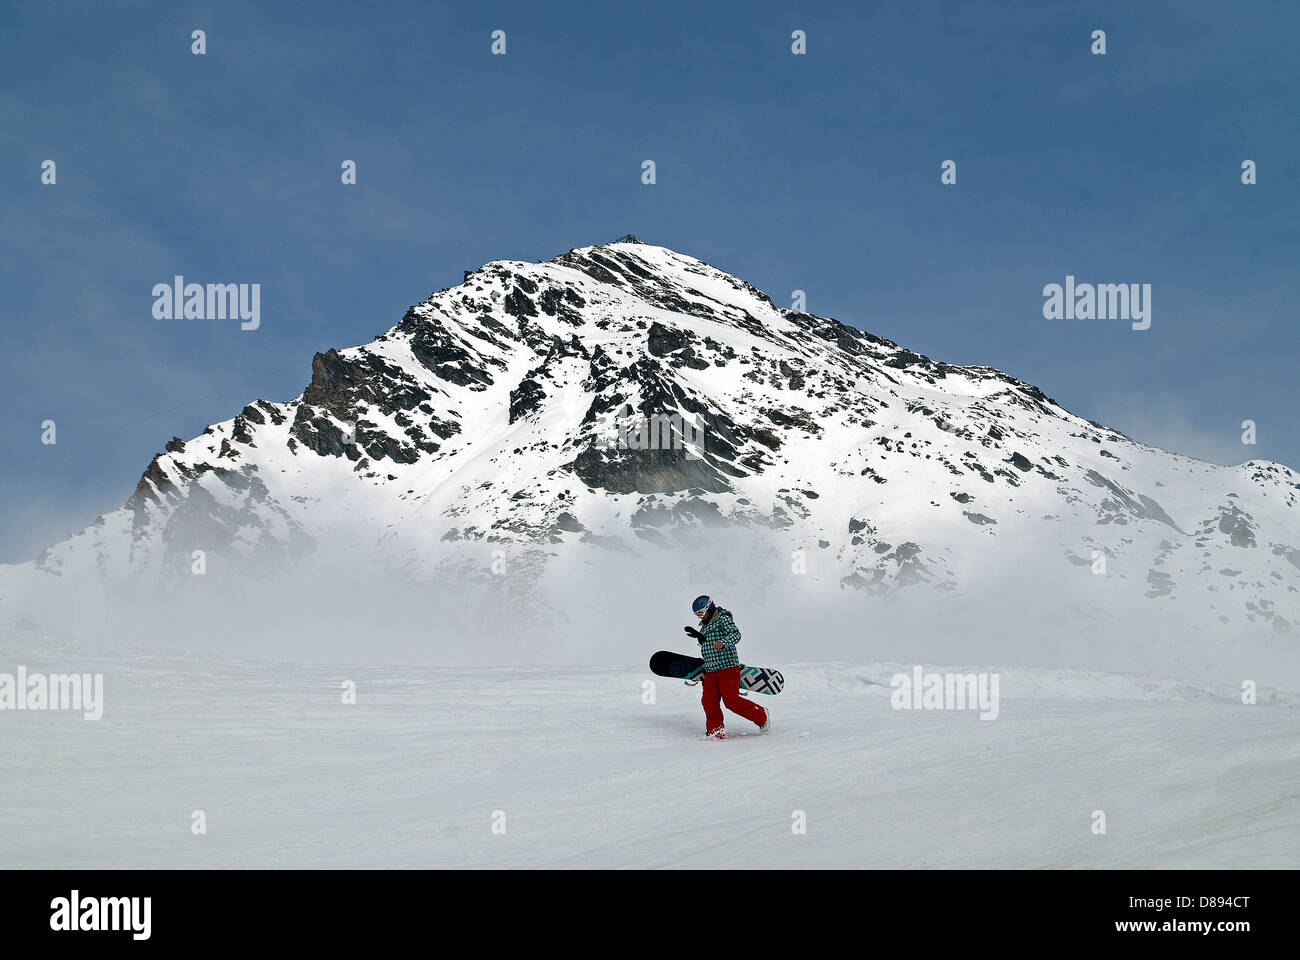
[5,241,1298,661]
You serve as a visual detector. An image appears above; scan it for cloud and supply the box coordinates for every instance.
[1088,392,1261,468]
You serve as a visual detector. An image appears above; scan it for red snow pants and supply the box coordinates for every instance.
[701,666,767,737]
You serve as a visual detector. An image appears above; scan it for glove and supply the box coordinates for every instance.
[684,626,703,640]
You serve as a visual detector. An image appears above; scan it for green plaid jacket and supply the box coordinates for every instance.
[698,607,741,672]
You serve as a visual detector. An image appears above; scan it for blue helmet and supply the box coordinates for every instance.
[691,594,713,615]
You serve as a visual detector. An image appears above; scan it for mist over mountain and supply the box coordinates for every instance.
[4,239,1297,684]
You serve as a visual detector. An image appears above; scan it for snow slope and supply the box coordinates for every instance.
[2,630,1295,869]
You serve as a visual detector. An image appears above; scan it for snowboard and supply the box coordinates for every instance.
[649,650,785,695]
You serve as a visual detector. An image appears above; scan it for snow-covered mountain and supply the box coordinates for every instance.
[4,238,1298,678]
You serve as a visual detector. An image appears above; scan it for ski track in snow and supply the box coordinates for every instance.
[2,644,1297,869]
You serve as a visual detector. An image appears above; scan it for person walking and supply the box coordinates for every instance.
[684,595,770,739]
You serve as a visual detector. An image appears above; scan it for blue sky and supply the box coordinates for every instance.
[2,0,1297,563]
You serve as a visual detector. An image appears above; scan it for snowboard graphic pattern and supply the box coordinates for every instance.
[739,664,784,695]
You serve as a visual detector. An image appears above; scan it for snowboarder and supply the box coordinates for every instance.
[685,595,770,739]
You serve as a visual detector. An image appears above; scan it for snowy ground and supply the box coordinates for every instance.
[2,637,1297,869]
